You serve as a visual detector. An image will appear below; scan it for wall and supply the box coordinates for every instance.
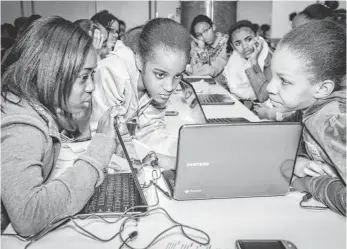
[1,1,22,24]
[237,1,272,26]
[157,0,180,19]
[34,1,95,21]
[96,1,149,29]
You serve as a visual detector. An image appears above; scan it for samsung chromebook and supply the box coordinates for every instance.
[162,122,303,201]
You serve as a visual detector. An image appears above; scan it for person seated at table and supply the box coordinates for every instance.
[74,19,109,60]
[291,2,345,29]
[91,10,120,54]
[221,20,272,103]
[118,19,126,38]
[90,18,191,162]
[266,20,346,216]
[187,14,229,78]
[1,17,123,236]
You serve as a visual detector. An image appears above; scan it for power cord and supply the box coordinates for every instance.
[119,231,138,249]
[299,192,328,210]
[4,168,211,249]
[117,207,210,249]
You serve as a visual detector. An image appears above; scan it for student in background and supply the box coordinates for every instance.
[267,20,346,216]
[187,14,229,78]
[91,10,119,52]
[1,17,122,235]
[291,2,345,28]
[221,20,272,103]
[90,18,191,163]
[74,19,109,60]
[118,19,126,38]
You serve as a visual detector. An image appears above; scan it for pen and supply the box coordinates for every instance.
[152,181,172,199]
[165,111,179,116]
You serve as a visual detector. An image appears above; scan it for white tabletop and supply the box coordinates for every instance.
[2,82,345,249]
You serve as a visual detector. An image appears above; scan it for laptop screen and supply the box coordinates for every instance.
[167,80,207,123]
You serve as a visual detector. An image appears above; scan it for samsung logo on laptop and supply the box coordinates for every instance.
[184,189,202,194]
[186,162,210,167]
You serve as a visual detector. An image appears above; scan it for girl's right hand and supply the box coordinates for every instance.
[191,35,205,49]
[96,106,126,138]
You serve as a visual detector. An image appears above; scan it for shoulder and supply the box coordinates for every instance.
[1,97,50,143]
[305,100,346,143]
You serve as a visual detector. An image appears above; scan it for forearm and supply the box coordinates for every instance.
[245,64,269,102]
[2,133,115,236]
[292,176,346,216]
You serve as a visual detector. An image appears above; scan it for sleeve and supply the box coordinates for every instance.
[245,59,272,102]
[292,176,346,216]
[90,57,129,133]
[320,114,346,183]
[291,113,346,216]
[192,43,229,77]
[1,124,115,236]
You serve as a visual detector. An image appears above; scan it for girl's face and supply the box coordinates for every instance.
[139,47,187,105]
[231,27,256,59]
[99,25,109,59]
[194,21,215,45]
[108,20,120,43]
[64,49,97,115]
[266,46,317,111]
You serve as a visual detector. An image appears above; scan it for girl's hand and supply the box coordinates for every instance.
[185,64,193,75]
[249,37,263,64]
[191,35,205,49]
[294,157,338,178]
[89,29,103,52]
[96,106,126,138]
[253,104,270,120]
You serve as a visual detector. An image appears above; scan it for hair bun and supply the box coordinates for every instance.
[324,1,339,10]
[289,12,297,21]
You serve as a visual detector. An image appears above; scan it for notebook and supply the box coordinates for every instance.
[162,122,303,201]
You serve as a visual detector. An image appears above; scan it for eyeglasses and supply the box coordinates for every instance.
[108,27,120,35]
[195,26,212,39]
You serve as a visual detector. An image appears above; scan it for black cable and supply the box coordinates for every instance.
[119,237,131,249]
[299,192,328,210]
[118,207,210,249]
[119,231,138,249]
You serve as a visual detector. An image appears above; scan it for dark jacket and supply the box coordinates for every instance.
[292,89,346,216]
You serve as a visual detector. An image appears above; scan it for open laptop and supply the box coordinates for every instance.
[181,78,234,105]
[179,79,249,124]
[77,121,148,217]
[183,75,216,85]
[162,122,303,201]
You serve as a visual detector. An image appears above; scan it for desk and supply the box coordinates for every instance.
[2,83,345,249]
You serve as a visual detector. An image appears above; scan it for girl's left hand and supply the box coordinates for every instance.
[89,29,104,51]
[253,104,269,119]
[250,37,263,64]
[294,157,338,178]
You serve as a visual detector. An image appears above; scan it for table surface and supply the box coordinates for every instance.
[2,80,346,249]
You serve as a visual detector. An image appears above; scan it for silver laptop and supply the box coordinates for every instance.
[179,80,249,123]
[162,122,303,201]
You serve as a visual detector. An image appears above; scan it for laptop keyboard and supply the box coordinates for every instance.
[207,118,250,124]
[80,173,146,214]
[198,94,223,104]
